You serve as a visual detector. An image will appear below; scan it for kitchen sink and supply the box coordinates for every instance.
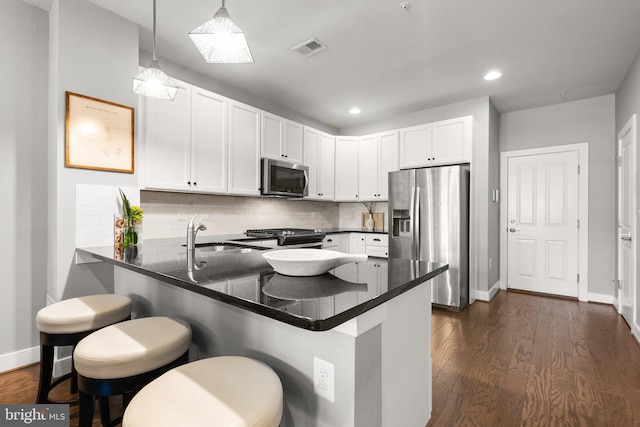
[184,242,265,253]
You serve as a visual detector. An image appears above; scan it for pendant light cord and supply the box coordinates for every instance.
[152,0,157,61]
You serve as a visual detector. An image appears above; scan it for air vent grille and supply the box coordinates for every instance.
[291,37,328,57]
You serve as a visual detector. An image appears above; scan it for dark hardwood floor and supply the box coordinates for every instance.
[1,290,639,426]
[428,290,640,427]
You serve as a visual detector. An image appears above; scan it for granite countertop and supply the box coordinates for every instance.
[77,236,446,331]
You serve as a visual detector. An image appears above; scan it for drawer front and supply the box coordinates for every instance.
[322,235,340,248]
[365,234,388,246]
[366,246,389,258]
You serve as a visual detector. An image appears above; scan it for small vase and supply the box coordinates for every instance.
[365,214,375,231]
[123,224,138,251]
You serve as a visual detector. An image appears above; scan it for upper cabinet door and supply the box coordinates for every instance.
[431,116,472,166]
[334,136,359,201]
[303,126,320,198]
[399,116,473,169]
[378,130,399,199]
[358,134,379,201]
[261,112,283,161]
[284,120,303,164]
[191,88,228,194]
[144,81,191,191]
[261,112,303,164]
[318,132,335,200]
[399,124,432,169]
[228,100,261,196]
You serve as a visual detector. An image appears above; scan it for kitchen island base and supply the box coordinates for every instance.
[113,266,432,427]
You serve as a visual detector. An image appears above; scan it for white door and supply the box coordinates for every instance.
[617,115,636,325]
[506,151,580,297]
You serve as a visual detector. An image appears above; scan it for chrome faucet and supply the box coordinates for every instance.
[187,214,207,251]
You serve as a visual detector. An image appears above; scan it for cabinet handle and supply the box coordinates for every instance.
[327,239,333,243]
[193,182,197,186]
[373,238,381,242]
[187,181,191,185]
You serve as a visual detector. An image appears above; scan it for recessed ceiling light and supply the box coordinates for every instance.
[349,107,361,115]
[484,70,502,81]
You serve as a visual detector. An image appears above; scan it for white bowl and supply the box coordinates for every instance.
[263,249,368,276]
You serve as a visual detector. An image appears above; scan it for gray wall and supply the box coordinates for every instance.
[0,0,48,369]
[499,95,616,297]
[48,0,139,302]
[615,44,640,332]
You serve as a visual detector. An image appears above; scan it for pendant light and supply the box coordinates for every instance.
[132,0,178,101]
[189,0,254,64]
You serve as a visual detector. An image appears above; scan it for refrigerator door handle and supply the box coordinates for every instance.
[415,186,421,259]
[410,186,417,259]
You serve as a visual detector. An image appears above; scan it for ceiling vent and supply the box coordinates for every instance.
[291,38,328,57]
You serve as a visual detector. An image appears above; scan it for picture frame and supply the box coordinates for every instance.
[65,91,135,173]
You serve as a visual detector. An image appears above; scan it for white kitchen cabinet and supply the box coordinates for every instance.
[318,132,336,200]
[261,112,303,164]
[228,100,261,196]
[144,81,191,191]
[349,233,366,254]
[303,127,335,200]
[399,115,472,169]
[322,234,348,252]
[334,136,359,201]
[365,233,389,258]
[358,131,399,201]
[228,274,261,302]
[190,88,228,193]
[345,233,388,258]
[144,83,228,194]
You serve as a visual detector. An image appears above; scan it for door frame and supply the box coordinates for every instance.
[500,143,589,301]
[615,114,637,334]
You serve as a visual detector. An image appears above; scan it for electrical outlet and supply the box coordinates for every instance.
[489,258,492,269]
[313,357,334,402]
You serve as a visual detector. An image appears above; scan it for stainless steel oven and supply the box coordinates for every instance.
[261,158,309,198]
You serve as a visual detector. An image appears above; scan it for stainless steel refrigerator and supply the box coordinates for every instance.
[388,165,470,310]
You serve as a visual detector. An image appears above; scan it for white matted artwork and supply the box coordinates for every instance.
[65,91,134,173]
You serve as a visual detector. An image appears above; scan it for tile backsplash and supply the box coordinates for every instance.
[141,191,345,239]
[75,186,388,246]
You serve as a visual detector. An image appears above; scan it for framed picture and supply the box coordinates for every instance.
[65,91,135,173]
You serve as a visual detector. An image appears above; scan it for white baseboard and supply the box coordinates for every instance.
[633,321,640,341]
[53,355,72,377]
[475,281,500,302]
[587,292,615,305]
[0,346,39,373]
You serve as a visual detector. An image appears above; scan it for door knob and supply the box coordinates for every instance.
[621,235,632,241]
[509,228,520,233]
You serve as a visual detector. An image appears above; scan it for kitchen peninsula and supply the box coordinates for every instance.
[77,236,447,427]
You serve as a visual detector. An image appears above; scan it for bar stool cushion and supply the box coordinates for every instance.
[122,356,283,427]
[36,294,132,334]
[74,317,191,380]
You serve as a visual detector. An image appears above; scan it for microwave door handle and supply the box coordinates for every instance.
[303,169,309,194]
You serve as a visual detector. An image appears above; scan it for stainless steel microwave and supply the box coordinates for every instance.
[261,158,309,197]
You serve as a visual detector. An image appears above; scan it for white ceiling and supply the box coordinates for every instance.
[85,0,640,129]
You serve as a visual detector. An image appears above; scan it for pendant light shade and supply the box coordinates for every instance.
[133,0,178,101]
[189,0,254,64]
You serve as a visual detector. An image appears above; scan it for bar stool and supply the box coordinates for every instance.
[35,294,132,404]
[74,316,191,427]
[122,356,283,427]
